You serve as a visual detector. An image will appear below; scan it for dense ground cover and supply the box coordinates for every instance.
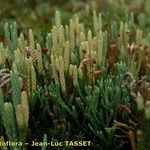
[0,0,150,150]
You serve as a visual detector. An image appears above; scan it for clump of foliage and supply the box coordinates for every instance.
[0,0,150,150]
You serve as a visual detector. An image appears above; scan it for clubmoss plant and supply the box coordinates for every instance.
[4,22,17,51]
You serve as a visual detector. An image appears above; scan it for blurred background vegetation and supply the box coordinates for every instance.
[1,0,149,45]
